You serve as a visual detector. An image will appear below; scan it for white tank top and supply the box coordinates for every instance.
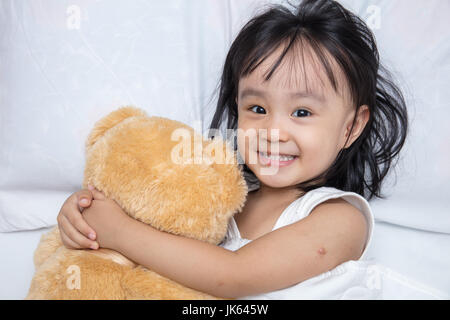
[219,186,381,299]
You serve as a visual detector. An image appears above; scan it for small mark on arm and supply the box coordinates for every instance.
[317,247,327,255]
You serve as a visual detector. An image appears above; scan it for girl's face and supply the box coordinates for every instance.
[236,44,369,190]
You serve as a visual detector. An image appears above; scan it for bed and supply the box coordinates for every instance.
[0,0,449,299]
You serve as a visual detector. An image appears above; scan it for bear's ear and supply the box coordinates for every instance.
[85,106,147,149]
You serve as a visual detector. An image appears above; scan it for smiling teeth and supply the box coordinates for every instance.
[259,152,296,161]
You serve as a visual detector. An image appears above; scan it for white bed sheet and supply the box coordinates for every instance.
[1,221,448,300]
[0,227,52,300]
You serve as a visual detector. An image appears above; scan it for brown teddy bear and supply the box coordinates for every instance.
[26,106,248,299]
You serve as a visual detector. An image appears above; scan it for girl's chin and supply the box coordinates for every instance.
[248,163,299,185]
[254,175,297,189]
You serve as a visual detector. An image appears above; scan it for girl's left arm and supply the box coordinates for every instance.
[83,191,367,299]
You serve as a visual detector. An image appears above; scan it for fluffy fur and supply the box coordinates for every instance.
[26,106,248,299]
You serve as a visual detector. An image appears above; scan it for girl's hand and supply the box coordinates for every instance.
[82,188,132,250]
[57,185,100,250]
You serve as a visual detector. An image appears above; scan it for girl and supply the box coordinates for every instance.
[57,0,408,299]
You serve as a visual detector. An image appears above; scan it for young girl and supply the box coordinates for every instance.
[57,0,408,299]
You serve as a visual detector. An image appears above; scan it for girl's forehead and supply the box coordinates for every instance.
[239,42,351,103]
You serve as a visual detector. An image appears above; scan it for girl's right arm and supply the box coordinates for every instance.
[57,186,99,250]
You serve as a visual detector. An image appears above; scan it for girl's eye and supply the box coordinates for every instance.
[292,109,311,117]
[248,105,311,117]
[249,105,266,114]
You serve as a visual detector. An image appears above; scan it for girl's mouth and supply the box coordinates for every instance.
[258,151,298,167]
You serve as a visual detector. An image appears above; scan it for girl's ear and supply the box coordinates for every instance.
[343,105,370,149]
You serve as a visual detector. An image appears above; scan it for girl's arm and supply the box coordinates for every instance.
[83,195,367,299]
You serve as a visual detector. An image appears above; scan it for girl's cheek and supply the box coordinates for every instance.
[236,128,258,163]
[236,131,249,161]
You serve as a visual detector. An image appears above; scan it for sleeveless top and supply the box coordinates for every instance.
[218,186,381,299]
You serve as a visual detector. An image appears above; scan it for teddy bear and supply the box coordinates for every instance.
[26,106,248,299]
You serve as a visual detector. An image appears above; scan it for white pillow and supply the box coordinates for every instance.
[0,0,234,232]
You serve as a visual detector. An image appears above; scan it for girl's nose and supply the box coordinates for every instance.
[257,128,289,156]
[264,117,290,143]
[267,127,290,142]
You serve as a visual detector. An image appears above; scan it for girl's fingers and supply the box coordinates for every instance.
[59,227,82,249]
[64,204,97,240]
[91,187,106,201]
[60,215,98,249]
[75,189,95,211]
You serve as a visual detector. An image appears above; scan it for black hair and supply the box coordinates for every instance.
[208,0,408,201]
